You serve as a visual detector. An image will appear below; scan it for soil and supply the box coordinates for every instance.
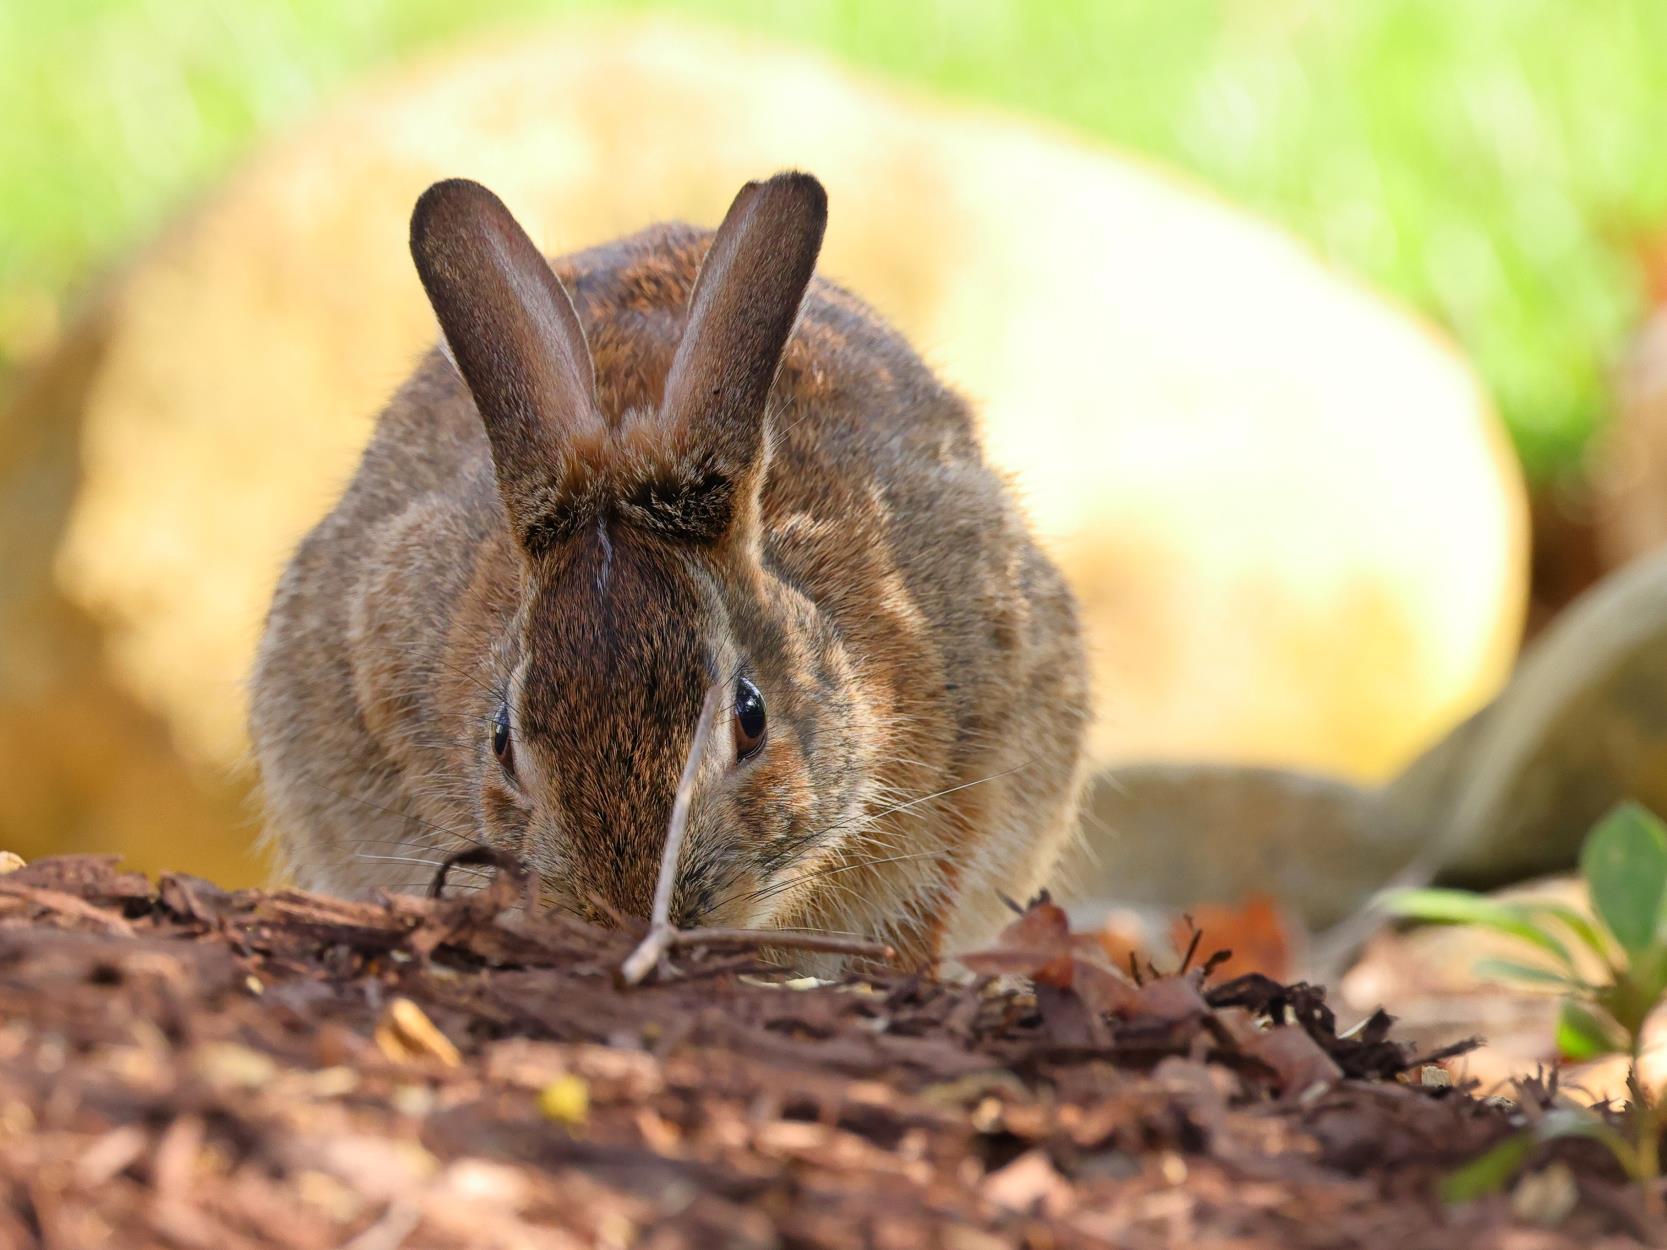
[0,854,1659,1249]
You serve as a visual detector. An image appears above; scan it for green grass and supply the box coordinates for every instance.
[4,0,1666,478]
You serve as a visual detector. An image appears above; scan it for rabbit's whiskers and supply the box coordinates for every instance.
[734,850,943,912]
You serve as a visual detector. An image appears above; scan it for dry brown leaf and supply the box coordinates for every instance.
[1240,1024,1343,1095]
[961,899,1075,986]
[1071,959,1140,1017]
[1124,976,1208,1024]
[1171,894,1295,981]
[962,898,1140,1017]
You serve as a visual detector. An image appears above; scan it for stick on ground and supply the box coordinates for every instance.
[619,681,725,985]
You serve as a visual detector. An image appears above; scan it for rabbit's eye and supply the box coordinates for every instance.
[733,677,766,760]
[491,701,514,770]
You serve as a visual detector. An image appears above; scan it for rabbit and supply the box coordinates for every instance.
[249,171,1091,970]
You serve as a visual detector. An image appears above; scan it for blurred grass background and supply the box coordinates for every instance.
[3,0,1666,479]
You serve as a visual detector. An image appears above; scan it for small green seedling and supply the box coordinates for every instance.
[1387,801,1667,1215]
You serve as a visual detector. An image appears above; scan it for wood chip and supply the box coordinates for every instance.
[373,997,461,1068]
[0,857,1632,1249]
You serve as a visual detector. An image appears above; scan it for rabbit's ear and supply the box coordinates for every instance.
[410,179,600,550]
[661,172,826,499]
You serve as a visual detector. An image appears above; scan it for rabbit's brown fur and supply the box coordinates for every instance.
[250,173,1089,969]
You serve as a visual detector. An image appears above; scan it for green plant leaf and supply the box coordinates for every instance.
[1596,972,1659,1042]
[1471,959,1581,990]
[1442,1106,1640,1202]
[1383,888,1575,970]
[1518,900,1617,967]
[1556,1000,1627,1061]
[1580,803,1667,958]
[1441,1132,1536,1202]
[1628,945,1667,1005]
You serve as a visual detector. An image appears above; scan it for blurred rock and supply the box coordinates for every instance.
[4,18,1523,880]
[1594,306,1667,566]
[1386,544,1667,884]
[0,308,255,883]
[1053,764,1405,930]
[1523,480,1609,643]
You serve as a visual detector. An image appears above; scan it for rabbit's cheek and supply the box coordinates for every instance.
[480,781,531,843]
[747,740,819,849]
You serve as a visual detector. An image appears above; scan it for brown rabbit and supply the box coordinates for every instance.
[249,171,1089,969]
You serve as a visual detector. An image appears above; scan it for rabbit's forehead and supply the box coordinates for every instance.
[510,530,726,911]
[517,528,714,744]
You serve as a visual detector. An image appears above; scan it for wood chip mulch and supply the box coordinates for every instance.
[0,854,1659,1249]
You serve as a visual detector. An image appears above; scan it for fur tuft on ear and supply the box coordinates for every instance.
[658,172,827,521]
[410,179,601,553]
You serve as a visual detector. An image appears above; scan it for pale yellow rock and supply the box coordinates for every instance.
[17,18,1524,879]
[1387,543,1667,882]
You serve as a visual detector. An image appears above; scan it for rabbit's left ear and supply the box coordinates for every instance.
[660,172,826,502]
[410,178,601,555]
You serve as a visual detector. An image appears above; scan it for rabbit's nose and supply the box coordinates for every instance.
[560,873,654,932]
[570,896,631,931]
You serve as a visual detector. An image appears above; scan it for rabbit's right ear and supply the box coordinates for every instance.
[410,179,601,552]
[659,173,827,530]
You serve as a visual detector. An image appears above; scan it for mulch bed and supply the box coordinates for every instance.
[0,855,1658,1249]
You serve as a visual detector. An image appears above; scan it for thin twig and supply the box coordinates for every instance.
[619,924,678,985]
[429,844,531,906]
[620,681,726,985]
[650,680,724,931]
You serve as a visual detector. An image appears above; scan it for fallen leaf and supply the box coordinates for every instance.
[1171,894,1294,981]
[1240,1024,1343,1095]
[1073,959,1140,1017]
[961,897,1138,1014]
[961,899,1074,986]
[1124,976,1208,1023]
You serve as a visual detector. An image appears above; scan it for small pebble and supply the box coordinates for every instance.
[538,1074,590,1126]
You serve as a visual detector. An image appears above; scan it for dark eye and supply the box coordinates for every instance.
[733,677,766,760]
[491,701,513,770]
